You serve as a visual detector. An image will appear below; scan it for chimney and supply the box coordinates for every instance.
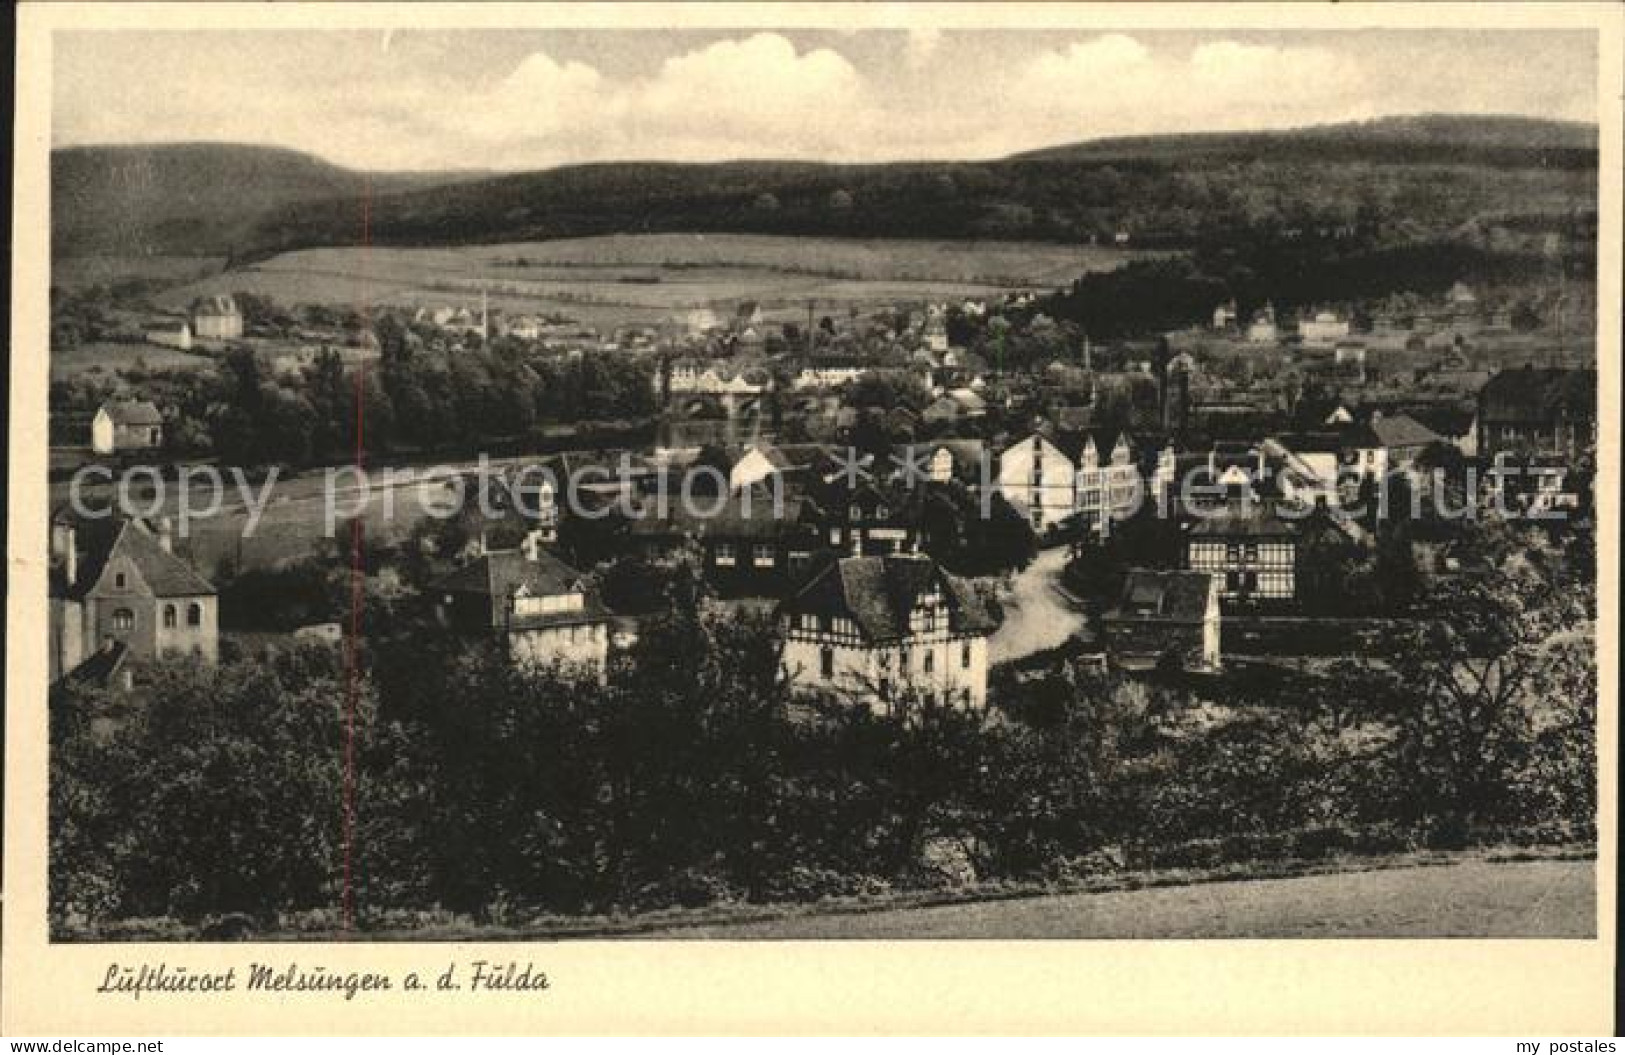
[157,516,174,554]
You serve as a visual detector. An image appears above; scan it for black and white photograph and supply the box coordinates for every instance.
[28,8,1610,962]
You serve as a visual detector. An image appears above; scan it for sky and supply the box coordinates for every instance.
[53,29,1599,172]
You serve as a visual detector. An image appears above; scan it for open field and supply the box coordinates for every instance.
[50,340,220,380]
[643,856,1595,939]
[151,234,1152,330]
[52,254,229,290]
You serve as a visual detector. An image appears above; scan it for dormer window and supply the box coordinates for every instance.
[849,505,863,522]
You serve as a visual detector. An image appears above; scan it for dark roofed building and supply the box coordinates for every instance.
[1103,570,1221,671]
[778,553,1001,709]
[92,400,164,455]
[49,514,218,683]
[1478,366,1596,459]
[1185,500,1301,606]
[432,535,613,673]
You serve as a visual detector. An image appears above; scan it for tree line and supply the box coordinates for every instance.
[51,520,1594,937]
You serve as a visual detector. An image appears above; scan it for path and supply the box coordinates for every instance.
[988,546,1087,664]
[647,858,1594,939]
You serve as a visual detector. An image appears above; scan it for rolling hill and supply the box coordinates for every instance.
[52,115,1598,263]
[50,143,485,259]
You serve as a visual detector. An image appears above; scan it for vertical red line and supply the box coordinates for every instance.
[344,176,373,933]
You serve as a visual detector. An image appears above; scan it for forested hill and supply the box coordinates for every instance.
[1011,114,1598,164]
[53,115,1598,261]
[50,143,484,259]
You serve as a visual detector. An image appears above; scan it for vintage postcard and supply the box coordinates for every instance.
[5,0,1620,1036]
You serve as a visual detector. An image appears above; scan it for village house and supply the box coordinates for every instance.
[809,478,923,558]
[1184,501,1300,606]
[1211,300,1239,332]
[431,534,613,675]
[1245,304,1279,344]
[1339,412,1446,481]
[49,513,218,684]
[778,553,1001,710]
[1102,569,1221,672]
[1477,366,1597,460]
[91,399,163,455]
[190,294,244,341]
[996,432,1082,534]
[144,317,192,351]
[1298,309,1351,348]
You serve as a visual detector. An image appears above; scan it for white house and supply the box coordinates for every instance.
[997,433,1080,533]
[1245,304,1278,345]
[91,400,163,455]
[1299,310,1351,347]
[191,294,244,341]
[1075,431,1145,535]
[778,553,1001,710]
[144,318,192,351]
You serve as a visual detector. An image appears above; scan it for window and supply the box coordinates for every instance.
[819,646,834,679]
[714,542,736,566]
[923,650,935,674]
[112,608,135,632]
[874,505,888,519]
[752,543,775,567]
[114,572,127,589]
[162,604,177,629]
[961,642,973,669]
[187,602,203,627]
[849,505,863,522]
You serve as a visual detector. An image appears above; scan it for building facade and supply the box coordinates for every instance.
[1103,570,1221,671]
[432,537,613,674]
[1185,502,1299,605]
[49,515,218,683]
[91,400,164,455]
[997,433,1080,534]
[779,554,1001,710]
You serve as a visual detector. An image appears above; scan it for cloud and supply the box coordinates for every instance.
[51,30,1596,171]
[632,33,871,156]
[995,34,1375,150]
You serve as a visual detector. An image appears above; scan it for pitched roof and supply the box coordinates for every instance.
[781,554,999,642]
[434,547,586,599]
[1106,570,1215,624]
[73,518,215,600]
[192,294,240,317]
[1187,500,1298,538]
[1352,413,1445,450]
[61,640,131,688]
[99,400,163,426]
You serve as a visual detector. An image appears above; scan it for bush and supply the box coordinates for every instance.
[757,867,893,904]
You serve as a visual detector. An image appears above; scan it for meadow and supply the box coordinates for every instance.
[151,233,1151,329]
[49,340,219,381]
